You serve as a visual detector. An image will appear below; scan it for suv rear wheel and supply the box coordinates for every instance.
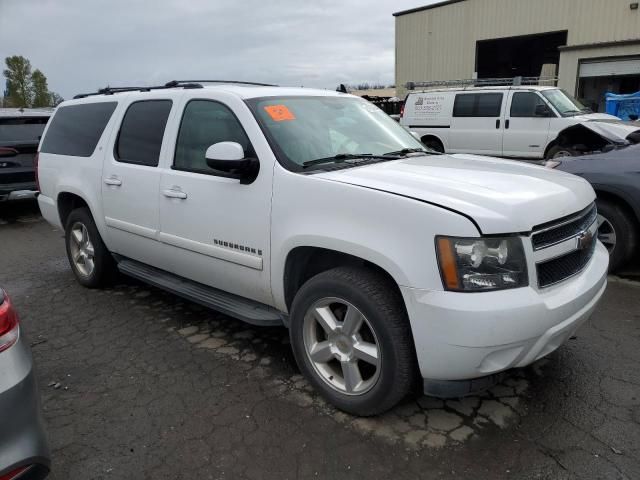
[289,266,416,416]
[65,208,117,288]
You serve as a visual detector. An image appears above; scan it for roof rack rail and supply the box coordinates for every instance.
[73,79,276,99]
[165,80,277,87]
[406,76,558,90]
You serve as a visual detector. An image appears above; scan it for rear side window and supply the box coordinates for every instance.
[115,100,172,167]
[173,100,250,173]
[510,92,546,117]
[40,103,117,157]
[453,93,503,117]
[0,117,49,145]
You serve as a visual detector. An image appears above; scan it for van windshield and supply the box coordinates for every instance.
[541,89,590,117]
[247,96,429,171]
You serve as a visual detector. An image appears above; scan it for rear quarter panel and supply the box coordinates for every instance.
[37,100,120,237]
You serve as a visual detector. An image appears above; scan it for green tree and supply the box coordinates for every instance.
[49,91,64,107]
[31,69,50,107]
[3,55,33,107]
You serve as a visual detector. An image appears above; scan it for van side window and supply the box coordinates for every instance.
[115,100,172,167]
[510,92,547,117]
[40,102,117,157]
[453,93,503,117]
[173,100,251,173]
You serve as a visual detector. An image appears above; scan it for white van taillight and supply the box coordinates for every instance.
[34,152,40,192]
[0,290,19,353]
[399,103,405,119]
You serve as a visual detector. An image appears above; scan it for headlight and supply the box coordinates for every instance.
[436,236,528,292]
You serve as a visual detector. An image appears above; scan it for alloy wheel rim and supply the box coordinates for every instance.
[69,222,95,277]
[302,297,381,396]
[553,150,573,159]
[597,214,616,254]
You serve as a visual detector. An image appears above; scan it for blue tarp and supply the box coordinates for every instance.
[605,91,640,120]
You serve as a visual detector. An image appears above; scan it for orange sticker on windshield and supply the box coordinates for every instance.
[264,105,296,122]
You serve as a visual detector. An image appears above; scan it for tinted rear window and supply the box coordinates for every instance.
[40,103,117,157]
[115,100,172,167]
[453,93,503,117]
[0,117,49,144]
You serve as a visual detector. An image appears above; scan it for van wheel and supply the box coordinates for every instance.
[422,137,444,153]
[289,266,416,416]
[596,198,637,273]
[546,145,578,159]
[65,208,117,288]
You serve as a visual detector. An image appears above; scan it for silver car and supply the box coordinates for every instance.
[0,288,50,479]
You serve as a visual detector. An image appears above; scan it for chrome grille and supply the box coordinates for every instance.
[531,203,598,288]
[532,203,597,250]
[536,233,597,288]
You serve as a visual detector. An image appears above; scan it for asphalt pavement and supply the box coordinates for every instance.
[0,201,638,479]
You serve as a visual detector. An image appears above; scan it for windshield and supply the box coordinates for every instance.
[247,96,428,170]
[0,117,49,144]
[541,89,589,117]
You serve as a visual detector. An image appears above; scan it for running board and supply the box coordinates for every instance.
[117,258,285,327]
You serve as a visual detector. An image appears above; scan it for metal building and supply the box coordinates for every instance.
[394,0,640,111]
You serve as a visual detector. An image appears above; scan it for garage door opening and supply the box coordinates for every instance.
[578,57,640,112]
[476,31,568,80]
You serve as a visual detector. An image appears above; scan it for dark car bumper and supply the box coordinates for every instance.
[0,165,37,201]
[0,332,50,479]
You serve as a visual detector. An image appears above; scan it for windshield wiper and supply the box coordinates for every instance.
[302,153,400,169]
[383,148,431,156]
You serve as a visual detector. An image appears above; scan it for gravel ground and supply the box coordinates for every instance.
[1,201,639,479]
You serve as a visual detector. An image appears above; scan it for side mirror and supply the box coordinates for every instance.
[0,147,19,159]
[205,142,259,184]
[535,104,553,117]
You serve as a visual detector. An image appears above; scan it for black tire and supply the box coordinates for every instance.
[64,207,117,288]
[422,137,444,153]
[546,145,578,160]
[289,266,416,416]
[596,198,638,273]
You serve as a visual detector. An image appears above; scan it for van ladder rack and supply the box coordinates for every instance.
[406,76,558,90]
[73,79,277,99]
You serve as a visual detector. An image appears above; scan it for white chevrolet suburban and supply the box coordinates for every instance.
[37,80,608,416]
[401,86,639,159]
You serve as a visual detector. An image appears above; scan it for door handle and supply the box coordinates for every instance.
[496,119,501,129]
[162,187,187,199]
[505,119,510,129]
[104,176,122,186]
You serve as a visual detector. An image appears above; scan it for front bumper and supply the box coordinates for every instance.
[0,333,50,479]
[401,241,609,387]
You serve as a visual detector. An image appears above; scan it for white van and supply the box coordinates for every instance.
[400,86,638,159]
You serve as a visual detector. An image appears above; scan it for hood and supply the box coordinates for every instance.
[580,120,640,144]
[573,113,620,121]
[316,154,595,234]
[557,143,640,172]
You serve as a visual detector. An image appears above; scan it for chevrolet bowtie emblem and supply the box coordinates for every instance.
[577,230,594,251]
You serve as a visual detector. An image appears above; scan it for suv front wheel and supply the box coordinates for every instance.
[289,266,416,416]
[65,208,117,288]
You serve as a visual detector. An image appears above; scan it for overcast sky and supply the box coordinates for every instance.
[0,0,438,100]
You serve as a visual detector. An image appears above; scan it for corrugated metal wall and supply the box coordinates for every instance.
[395,0,640,95]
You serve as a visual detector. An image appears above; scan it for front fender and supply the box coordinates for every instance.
[270,169,479,311]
